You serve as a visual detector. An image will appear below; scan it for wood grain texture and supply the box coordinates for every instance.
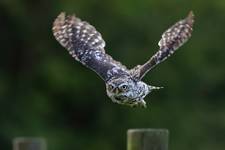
[127,129,169,150]
[13,138,47,150]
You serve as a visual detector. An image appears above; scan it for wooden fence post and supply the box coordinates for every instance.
[13,137,47,150]
[127,129,169,150]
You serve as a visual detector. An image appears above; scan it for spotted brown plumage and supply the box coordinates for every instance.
[132,11,194,79]
[52,12,129,81]
[52,11,194,108]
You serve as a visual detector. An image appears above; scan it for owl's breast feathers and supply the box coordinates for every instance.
[52,12,129,81]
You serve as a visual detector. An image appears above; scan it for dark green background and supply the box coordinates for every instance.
[1,0,225,150]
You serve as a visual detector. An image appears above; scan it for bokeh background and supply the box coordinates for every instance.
[1,0,225,150]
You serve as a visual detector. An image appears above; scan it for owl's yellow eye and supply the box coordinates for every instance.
[108,85,114,91]
[120,85,128,91]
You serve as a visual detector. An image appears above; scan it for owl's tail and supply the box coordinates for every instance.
[149,85,164,91]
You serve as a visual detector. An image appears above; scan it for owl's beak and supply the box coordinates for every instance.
[113,87,121,94]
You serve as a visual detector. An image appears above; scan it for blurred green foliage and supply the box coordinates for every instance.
[0,0,225,150]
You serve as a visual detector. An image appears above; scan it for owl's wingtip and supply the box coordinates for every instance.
[188,11,194,17]
[186,11,194,26]
[53,12,65,30]
[59,12,66,17]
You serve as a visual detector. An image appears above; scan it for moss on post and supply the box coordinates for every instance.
[127,129,169,150]
[13,138,46,150]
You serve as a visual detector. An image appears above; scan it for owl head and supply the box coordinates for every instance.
[106,76,162,107]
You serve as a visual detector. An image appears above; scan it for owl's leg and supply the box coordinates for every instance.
[138,99,147,108]
[130,99,147,108]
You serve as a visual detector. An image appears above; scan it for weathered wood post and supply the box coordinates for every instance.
[127,129,169,150]
[13,137,47,150]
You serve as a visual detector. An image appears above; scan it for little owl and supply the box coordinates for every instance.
[52,11,194,108]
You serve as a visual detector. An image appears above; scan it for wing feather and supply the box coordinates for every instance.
[52,12,129,81]
[131,11,194,79]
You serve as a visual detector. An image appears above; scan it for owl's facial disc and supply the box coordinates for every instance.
[106,83,129,95]
[106,77,150,108]
[106,77,131,98]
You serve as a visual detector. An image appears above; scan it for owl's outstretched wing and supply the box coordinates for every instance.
[52,12,129,81]
[131,11,194,80]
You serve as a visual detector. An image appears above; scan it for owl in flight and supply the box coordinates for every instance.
[52,11,194,108]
